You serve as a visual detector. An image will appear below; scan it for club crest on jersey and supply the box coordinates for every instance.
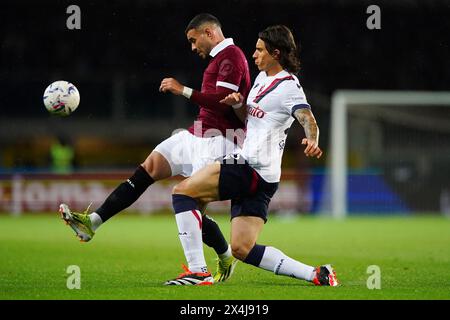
[248,104,266,119]
[257,84,266,94]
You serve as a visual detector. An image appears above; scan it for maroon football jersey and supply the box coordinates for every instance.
[188,39,251,138]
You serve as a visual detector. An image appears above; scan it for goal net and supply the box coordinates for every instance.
[324,90,450,217]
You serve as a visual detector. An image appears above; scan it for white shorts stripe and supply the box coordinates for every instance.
[217,81,239,91]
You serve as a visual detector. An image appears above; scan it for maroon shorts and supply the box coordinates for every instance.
[218,154,278,222]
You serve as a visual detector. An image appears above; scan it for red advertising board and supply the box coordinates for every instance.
[0,172,312,215]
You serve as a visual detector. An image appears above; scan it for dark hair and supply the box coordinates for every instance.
[258,25,301,74]
[185,13,221,34]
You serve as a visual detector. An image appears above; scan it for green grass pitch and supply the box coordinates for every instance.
[0,213,449,300]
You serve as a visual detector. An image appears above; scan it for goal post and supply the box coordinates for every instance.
[329,90,450,218]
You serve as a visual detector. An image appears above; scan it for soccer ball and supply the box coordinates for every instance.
[43,80,80,116]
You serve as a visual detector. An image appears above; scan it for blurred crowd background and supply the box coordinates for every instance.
[1,0,449,214]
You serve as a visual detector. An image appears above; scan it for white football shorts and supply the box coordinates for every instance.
[154,130,240,177]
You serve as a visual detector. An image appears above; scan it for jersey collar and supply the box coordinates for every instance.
[266,69,291,79]
[210,38,234,57]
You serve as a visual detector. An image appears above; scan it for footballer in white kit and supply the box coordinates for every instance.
[216,70,311,224]
[241,69,310,183]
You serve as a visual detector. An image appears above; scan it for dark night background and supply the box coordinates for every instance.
[2,0,449,119]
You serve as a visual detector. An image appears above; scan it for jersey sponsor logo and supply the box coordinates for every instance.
[248,104,266,119]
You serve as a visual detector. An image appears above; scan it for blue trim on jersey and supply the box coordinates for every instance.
[291,103,311,117]
[253,76,294,103]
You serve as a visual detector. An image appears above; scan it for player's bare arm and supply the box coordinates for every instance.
[293,108,323,159]
[159,77,184,95]
[220,92,247,122]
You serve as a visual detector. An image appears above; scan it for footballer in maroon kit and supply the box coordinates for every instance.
[59,13,251,285]
[185,36,251,137]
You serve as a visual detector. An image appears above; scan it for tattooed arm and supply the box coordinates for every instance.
[293,108,323,159]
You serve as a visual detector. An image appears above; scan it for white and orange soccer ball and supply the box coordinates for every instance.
[43,80,80,116]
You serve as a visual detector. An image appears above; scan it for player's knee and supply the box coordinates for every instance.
[141,157,156,178]
[141,152,170,181]
[172,182,188,195]
[172,179,199,197]
[172,180,212,204]
[140,161,152,176]
[231,242,252,261]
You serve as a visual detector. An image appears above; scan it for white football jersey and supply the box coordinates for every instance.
[240,70,310,183]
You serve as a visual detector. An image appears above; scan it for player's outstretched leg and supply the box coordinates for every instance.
[240,243,339,286]
[58,152,167,242]
[58,164,155,242]
[231,216,339,286]
[93,164,156,228]
[59,203,95,242]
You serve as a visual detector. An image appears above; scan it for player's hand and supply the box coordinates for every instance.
[301,138,323,159]
[159,78,184,95]
[220,92,243,106]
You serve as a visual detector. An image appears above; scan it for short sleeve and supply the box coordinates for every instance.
[216,51,244,92]
[282,81,310,117]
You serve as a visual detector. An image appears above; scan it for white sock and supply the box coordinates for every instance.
[89,212,103,231]
[175,210,208,273]
[259,246,315,281]
[218,245,232,260]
